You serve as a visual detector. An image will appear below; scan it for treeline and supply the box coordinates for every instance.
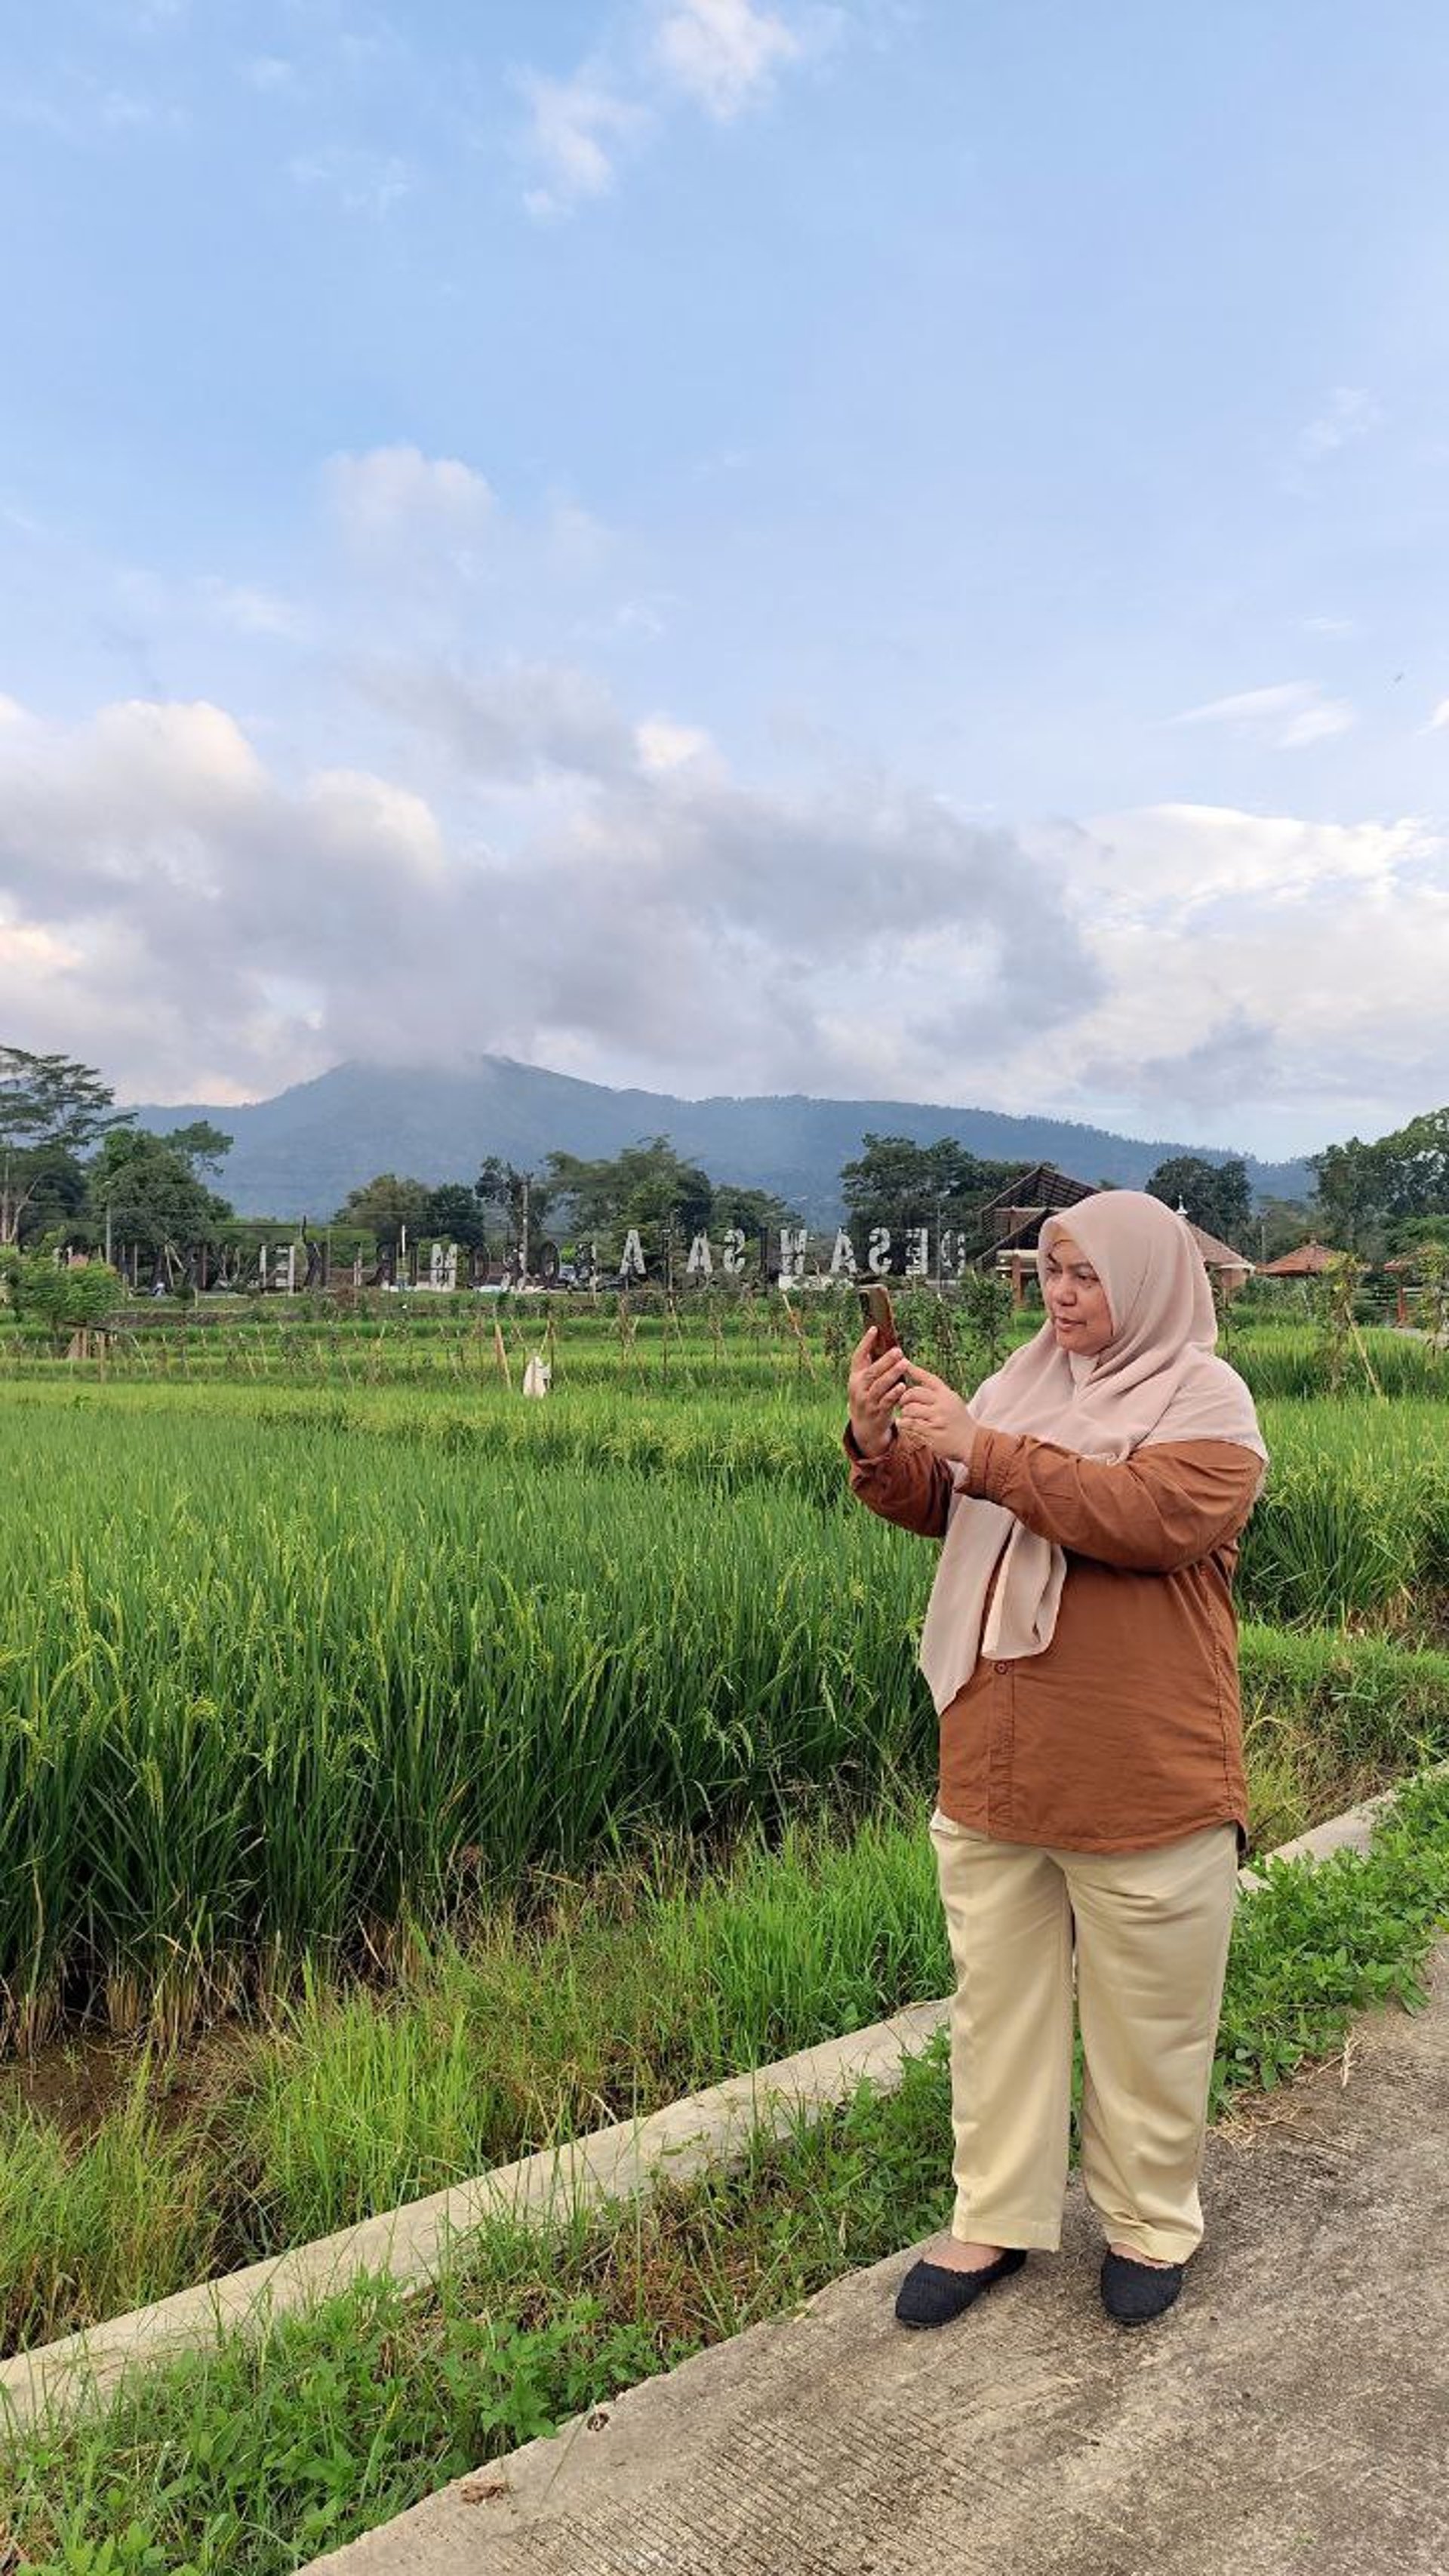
[4,1042,1447,1270]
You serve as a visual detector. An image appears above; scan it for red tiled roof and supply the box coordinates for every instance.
[1259,1240,1346,1276]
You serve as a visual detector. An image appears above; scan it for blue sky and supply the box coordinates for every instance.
[2,0,1447,1158]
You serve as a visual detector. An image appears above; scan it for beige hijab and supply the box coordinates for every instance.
[918,1191,1268,1716]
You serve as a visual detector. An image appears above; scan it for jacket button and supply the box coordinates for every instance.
[994,1660,1010,1674]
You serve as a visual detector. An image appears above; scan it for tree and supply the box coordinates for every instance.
[86,1128,235,1254]
[475,1157,555,1256]
[334,1173,432,1248]
[1312,1108,1449,1245]
[545,1137,715,1248]
[0,1045,134,1243]
[1254,1197,1317,1262]
[422,1181,489,1248]
[1145,1155,1252,1245]
[11,1145,88,1245]
[1385,1211,1449,1256]
[710,1181,800,1238]
[164,1120,233,1177]
[839,1135,1017,1244]
[2,1250,126,1340]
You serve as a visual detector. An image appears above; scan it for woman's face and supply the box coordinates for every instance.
[1043,1231,1115,1356]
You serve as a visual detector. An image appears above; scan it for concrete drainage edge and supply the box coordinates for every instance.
[5,1758,1447,2435]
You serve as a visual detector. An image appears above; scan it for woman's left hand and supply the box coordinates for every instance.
[894,1361,976,1462]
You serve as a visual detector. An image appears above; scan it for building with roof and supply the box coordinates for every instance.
[966,1164,1097,1301]
[1259,1240,1346,1277]
[1181,1219,1254,1299]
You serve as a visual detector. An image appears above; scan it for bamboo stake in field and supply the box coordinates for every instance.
[777,1285,817,1379]
[494,1319,512,1388]
[1350,1318,1386,1401]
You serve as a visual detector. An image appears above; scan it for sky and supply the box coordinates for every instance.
[2,0,1447,1160]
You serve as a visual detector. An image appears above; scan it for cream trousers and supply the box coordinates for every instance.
[930,1810,1239,2265]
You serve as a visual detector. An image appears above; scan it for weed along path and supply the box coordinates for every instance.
[303,1934,1449,2576]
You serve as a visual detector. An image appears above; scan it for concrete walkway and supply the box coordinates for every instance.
[309,1937,1449,2576]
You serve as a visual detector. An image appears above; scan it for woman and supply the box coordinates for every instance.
[845,1190,1266,2328]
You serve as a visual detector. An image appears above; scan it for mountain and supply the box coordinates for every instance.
[122,1057,1315,1226]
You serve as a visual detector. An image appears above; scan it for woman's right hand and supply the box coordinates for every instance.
[848,1328,907,1460]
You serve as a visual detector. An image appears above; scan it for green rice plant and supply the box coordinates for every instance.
[5,1376,1449,2040]
[1240,1401,1449,1629]
[1229,1325,1446,1400]
[0,1412,934,2037]
[1238,1623,1449,1845]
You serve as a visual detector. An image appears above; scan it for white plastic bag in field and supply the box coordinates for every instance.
[521,1354,552,1398]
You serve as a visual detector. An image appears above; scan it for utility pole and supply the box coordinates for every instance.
[520,1173,531,1282]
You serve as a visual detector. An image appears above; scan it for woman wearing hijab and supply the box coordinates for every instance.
[845,1190,1267,2329]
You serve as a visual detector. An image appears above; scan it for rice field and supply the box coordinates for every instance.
[0,1294,1446,2386]
[1,1306,1447,2048]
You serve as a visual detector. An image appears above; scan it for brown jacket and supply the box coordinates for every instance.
[845,1422,1263,1854]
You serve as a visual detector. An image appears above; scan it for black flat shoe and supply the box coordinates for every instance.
[894,2246,1027,2328]
[1100,2251,1184,2325]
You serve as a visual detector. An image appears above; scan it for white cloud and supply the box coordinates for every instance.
[325,445,494,548]
[515,1,833,214]
[1429,699,1449,732]
[654,0,804,118]
[359,658,638,780]
[518,71,646,218]
[1173,681,1355,750]
[0,685,1099,1106]
[1067,802,1420,921]
[1301,614,1355,639]
[7,666,1443,1158]
[302,770,447,884]
[0,918,82,978]
[1299,386,1383,460]
[635,716,715,772]
[1014,802,1449,1144]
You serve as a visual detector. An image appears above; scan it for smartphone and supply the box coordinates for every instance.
[858,1281,901,1354]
